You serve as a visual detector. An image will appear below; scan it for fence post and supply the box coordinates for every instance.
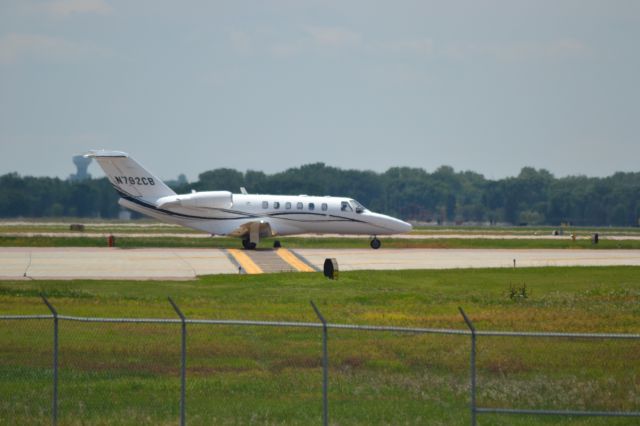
[310,301,328,426]
[169,297,187,426]
[41,295,58,426]
[459,307,477,426]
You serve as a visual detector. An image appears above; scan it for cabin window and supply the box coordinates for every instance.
[321,203,328,211]
[297,202,303,210]
[274,201,280,209]
[308,203,315,211]
[262,201,268,209]
[285,202,292,209]
[341,201,352,212]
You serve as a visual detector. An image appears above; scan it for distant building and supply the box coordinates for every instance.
[68,155,92,181]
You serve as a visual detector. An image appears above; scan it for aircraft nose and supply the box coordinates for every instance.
[382,215,412,233]
[368,212,413,234]
[394,219,413,233]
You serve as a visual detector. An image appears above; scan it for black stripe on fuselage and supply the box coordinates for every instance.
[267,211,367,224]
[114,186,386,229]
[116,188,255,221]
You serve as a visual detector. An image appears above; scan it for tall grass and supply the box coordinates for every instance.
[1,267,639,424]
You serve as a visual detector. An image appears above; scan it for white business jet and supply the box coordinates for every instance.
[87,150,412,249]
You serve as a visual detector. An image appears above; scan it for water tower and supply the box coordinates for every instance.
[69,155,92,181]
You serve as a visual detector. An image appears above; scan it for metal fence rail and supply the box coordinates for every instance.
[1,295,639,425]
[6,314,639,339]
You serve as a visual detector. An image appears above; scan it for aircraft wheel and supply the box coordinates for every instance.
[242,239,256,250]
[370,237,381,249]
[273,240,281,248]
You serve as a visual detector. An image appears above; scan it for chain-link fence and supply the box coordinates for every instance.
[1,297,639,425]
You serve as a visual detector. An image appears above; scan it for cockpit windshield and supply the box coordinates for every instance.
[349,199,366,213]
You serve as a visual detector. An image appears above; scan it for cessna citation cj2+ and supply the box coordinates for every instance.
[87,150,412,249]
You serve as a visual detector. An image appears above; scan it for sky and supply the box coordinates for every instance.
[1,0,639,182]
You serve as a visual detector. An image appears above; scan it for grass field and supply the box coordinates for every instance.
[2,235,640,250]
[2,220,640,236]
[3,219,640,251]
[1,267,639,424]
[412,225,640,235]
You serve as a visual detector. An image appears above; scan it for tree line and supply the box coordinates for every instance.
[1,164,639,226]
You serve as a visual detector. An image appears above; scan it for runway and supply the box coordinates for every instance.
[2,247,640,280]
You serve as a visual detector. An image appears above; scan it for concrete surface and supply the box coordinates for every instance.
[1,247,640,280]
[0,247,237,280]
[295,248,640,271]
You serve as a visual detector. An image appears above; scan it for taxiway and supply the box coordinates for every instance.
[2,247,639,280]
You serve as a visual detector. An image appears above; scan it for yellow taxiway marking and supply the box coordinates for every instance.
[227,249,264,274]
[276,248,315,272]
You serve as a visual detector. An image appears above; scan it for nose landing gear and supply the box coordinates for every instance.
[370,237,381,249]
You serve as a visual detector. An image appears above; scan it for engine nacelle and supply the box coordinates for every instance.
[157,191,233,209]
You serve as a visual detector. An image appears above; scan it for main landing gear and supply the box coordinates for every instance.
[241,238,281,250]
[242,222,262,250]
[370,237,381,250]
[242,238,257,250]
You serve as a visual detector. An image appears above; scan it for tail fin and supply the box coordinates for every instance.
[85,150,176,202]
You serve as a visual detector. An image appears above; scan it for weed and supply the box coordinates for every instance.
[508,283,529,301]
